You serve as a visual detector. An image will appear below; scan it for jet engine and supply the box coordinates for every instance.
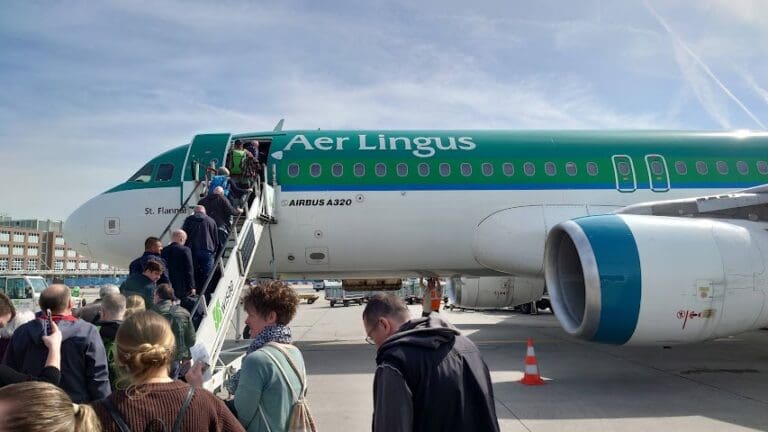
[445,276,544,310]
[544,214,768,345]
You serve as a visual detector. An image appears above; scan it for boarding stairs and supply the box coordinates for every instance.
[188,179,276,392]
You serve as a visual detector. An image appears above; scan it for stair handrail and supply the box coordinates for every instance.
[158,178,208,243]
[189,184,257,322]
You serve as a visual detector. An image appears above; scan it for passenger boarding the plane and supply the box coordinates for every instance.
[92,311,243,431]
[226,140,254,183]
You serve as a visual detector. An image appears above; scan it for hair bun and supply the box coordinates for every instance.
[132,343,171,367]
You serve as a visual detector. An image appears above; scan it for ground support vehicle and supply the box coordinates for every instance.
[325,281,364,307]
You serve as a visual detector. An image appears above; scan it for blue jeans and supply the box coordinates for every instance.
[193,249,214,294]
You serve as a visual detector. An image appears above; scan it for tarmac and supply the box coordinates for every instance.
[288,287,768,432]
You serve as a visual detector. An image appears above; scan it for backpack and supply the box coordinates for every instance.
[158,305,189,362]
[208,175,230,196]
[97,326,119,390]
[102,385,195,432]
[227,149,247,175]
[260,342,317,432]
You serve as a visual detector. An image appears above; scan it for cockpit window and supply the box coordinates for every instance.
[128,164,154,183]
[155,164,175,182]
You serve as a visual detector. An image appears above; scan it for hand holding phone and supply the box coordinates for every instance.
[42,318,62,351]
[41,309,52,336]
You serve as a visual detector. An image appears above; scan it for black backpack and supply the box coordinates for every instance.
[102,386,195,432]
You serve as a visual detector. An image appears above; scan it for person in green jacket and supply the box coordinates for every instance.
[187,281,307,432]
[152,283,195,379]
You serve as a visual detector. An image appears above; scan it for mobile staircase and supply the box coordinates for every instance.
[188,177,276,393]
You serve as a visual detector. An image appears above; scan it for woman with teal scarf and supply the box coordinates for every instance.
[189,281,308,432]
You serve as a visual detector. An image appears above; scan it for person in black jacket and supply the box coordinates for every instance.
[182,206,219,295]
[3,284,111,402]
[362,294,500,432]
[128,236,170,285]
[199,186,242,256]
[161,229,196,300]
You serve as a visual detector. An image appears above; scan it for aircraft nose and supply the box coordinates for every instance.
[64,204,90,256]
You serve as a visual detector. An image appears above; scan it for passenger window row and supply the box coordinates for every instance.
[674,160,768,176]
[286,161,601,179]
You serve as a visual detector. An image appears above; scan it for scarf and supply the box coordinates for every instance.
[226,324,292,394]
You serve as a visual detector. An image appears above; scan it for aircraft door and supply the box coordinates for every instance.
[182,133,232,204]
[611,155,637,192]
[645,154,670,192]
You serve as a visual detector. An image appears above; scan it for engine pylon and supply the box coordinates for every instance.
[520,337,545,386]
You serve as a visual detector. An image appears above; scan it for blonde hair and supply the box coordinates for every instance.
[124,294,146,318]
[115,310,175,392]
[0,381,101,432]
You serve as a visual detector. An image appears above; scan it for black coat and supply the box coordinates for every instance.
[161,242,196,298]
[182,213,218,253]
[374,315,500,432]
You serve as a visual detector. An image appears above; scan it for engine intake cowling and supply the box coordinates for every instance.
[544,214,768,345]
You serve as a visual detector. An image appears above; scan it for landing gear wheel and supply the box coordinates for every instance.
[330,301,336,308]
[343,300,350,307]
[520,303,533,315]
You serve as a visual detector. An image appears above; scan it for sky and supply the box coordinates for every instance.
[1,0,768,221]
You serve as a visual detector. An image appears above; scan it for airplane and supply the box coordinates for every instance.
[65,127,768,346]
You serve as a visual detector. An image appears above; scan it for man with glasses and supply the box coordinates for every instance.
[362,294,500,432]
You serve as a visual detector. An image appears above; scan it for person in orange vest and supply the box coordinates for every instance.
[421,277,442,317]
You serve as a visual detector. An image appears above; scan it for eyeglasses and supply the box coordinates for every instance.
[365,321,379,345]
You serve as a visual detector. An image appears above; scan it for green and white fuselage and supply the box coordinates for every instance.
[66,129,768,345]
[66,130,768,276]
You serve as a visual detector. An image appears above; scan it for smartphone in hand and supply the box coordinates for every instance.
[43,308,52,336]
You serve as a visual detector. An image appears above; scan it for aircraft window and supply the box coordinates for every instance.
[418,163,430,177]
[736,160,749,175]
[128,164,154,183]
[586,162,598,176]
[617,161,631,176]
[716,161,729,175]
[481,163,493,177]
[696,161,708,175]
[523,162,535,176]
[675,161,687,175]
[155,164,174,182]
[650,160,664,176]
[460,163,472,177]
[757,161,768,175]
[565,162,577,176]
[310,163,322,177]
[439,163,451,177]
[354,163,365,177]
[287,164,300,178]
[332,163,343,177]
[375,163,387,177]
[502,163,514,176]
[544,162,556,176]
[397,163,408,177]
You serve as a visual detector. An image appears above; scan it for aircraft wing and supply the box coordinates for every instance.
[615,184,768,221]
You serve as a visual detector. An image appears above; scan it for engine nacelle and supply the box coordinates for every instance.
[445,276,544,310]
[544,214,768,345]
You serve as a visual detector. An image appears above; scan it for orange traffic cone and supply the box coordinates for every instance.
[520,337,545,385]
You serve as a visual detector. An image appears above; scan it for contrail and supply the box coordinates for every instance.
[643,0,766,130]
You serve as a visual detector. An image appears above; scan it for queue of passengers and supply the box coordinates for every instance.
[0,278,313,432]
[0,279,504,431]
